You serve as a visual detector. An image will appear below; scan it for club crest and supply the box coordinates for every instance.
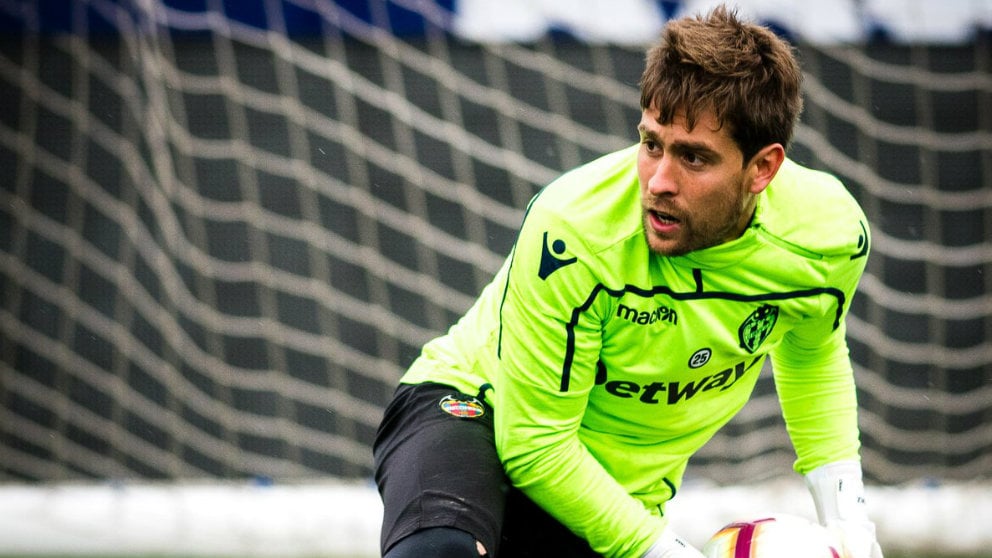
[438,394,486,419]
[738,304,779,354]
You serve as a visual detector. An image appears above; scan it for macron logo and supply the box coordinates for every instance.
[616,303,678,326]
[538,231,577,280]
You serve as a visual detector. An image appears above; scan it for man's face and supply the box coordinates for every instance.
[637,106,760,256]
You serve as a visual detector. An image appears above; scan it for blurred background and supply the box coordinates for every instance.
[0,0,989,556]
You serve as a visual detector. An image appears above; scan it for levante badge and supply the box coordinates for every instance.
[438,394,486,419]
[738,304,779,354]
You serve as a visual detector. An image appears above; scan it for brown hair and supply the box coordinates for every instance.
[639,5,803,163]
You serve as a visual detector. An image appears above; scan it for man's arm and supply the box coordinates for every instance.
[771,317,861,472]
[771,233,882,558]
[770,194,870,471]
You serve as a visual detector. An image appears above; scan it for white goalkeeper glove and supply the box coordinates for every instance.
[805,460,883,558]
[641,526,705,558]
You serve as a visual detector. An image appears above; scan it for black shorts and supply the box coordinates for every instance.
[373,382,600,557]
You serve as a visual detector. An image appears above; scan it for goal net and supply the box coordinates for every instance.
[0,0,989,554]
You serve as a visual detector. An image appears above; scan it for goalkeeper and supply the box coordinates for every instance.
[373,5,883,558]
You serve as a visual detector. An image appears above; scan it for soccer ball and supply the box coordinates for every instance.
[702,514,847,558]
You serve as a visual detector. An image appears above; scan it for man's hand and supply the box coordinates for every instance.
[827,520,884,558]
[805,460,884,558]
[641,526,705,558]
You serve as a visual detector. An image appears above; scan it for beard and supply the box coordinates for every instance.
[642,176,754,257]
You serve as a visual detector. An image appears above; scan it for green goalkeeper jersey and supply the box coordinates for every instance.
[400,144,870,557]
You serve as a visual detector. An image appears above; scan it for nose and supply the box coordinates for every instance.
[647,155,678,196]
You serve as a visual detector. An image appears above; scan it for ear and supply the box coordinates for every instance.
[746,143,785,195]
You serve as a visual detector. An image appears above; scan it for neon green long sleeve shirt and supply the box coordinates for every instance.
[400,145,869,557]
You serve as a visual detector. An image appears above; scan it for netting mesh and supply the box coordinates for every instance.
[0,0,989,484]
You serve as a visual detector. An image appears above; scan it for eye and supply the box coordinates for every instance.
[641,138,660,154]
[682,151,706,167]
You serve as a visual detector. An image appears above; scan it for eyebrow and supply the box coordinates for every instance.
[637,125,722,161]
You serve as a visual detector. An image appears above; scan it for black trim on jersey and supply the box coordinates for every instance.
[559,282,846,392]
[662,477,677,503]
[851,220,870,260]
[647,478,680,519]
[496,256,513,361]
[497,194,543,360]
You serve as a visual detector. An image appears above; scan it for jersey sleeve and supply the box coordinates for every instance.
[493,205,664,558]
[771,228,870,474]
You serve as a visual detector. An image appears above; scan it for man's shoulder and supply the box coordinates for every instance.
[758,159,869,259]
[526,145,643,248]
[536,145,639,205]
